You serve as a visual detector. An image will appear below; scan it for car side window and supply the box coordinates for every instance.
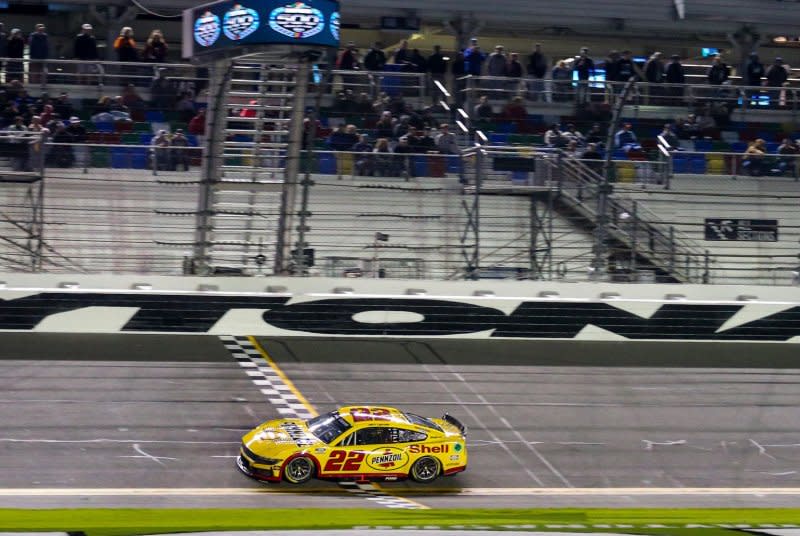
[338,431,356,447]
[395,428,427,443]
[356,427,392,445]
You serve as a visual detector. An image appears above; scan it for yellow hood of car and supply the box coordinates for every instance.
[242,418,324,458]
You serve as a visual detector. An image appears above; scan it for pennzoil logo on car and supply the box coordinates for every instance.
[269,2,325,39]
[408,444,449,454]
[280,422,316,446]
[223,3,261,41]
[194,11,221,47]
[366,447,409,471]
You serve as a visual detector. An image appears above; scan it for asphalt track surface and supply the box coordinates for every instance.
[3,333,800,508]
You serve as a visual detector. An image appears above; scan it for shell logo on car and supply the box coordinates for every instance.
[237,405,467,484]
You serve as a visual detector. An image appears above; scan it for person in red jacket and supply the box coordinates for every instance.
[188,108,206,136]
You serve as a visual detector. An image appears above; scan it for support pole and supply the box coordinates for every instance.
[193,59,231,274]
[274,56,312,274]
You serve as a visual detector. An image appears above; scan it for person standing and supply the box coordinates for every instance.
[143,30,168,63]
[115,26,139,85]
[74,23,98,84]
[707,55,730,85]
[115,26,138,61]
[526,43,547,101]
[363,42,386,71]
[765,57,789,107]
[427,45,447,97]
[28,24,48,85]
[574,47,595,104]
[745,52,765,88]
[486,45,507,96]
[506,52,523,93]
[6,29,24,82]
[643,52,664,104]
[665,54,685,105]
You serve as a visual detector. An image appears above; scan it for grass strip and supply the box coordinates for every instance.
[1,508,800,536]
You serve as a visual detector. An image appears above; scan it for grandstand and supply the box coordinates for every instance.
[0,2,798,286]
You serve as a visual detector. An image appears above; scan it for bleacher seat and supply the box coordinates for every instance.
[489,133,508,144]
[694,139,713,151]
[95,122,114,133]
[412,156,428,177]
[689,157,707,173]
[446,155,461,174]
[145,111,165,122]
[672,153,689,173]
[318,152,336,174]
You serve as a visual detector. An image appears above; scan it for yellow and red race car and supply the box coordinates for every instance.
[237,405,467,484]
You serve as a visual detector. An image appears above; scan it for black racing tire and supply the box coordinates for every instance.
[409,456,440,483]
[283,456,315,484]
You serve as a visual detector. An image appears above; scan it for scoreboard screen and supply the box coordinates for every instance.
[183,0,340,58]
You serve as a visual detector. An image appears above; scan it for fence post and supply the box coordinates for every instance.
[703,249,710,284]
[668,226,676,275]
[630,201,638,278]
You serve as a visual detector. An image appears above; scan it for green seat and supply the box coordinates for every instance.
[172,122,188,132]
[133,122,150,132]
[121,133,140,144]
[711,140,730,152]
[90,148,110,168]
[507,134,525,145]
[529,134,544,144]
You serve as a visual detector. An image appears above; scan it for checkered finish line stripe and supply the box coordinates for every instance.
[338,481,427,510]
[220,335,315,420]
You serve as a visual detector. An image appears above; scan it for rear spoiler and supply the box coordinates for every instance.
[442,413,467,435]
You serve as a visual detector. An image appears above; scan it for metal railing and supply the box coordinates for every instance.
[459,75,800,117]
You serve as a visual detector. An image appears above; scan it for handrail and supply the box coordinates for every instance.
[556,154,707,282]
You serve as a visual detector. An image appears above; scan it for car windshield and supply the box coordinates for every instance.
[403,412,443,432]
[306,411,352,444]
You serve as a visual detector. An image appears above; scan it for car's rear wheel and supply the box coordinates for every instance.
[283,457,315,484]
[410,456,440,483]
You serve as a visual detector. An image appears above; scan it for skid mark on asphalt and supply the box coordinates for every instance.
[220,335,429,510]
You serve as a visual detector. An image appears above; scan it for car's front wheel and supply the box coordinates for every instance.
[410,456,440,483]
[283,457,315,484]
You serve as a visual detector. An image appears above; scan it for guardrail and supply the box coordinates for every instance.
[459,75,800,116]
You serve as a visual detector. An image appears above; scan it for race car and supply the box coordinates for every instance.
[237,405,467,484]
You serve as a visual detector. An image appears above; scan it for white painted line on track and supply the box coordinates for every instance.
[421,365,546,487]
[4,487,800,496]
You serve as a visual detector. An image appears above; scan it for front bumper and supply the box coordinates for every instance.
[236,453,281,483]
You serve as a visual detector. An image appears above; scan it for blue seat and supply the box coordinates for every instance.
[139,134,154,144]
[446,156,461,174]
[766,142,780,153]
[693,139,712,151]
[318,151,336,174]
[672,153,689,173]
[511,171,529,184]
[145,111,165,122]
[689,157,707,173]
[413,156,428,177]
[489,133,508,144]
[95,122,114,133]
[730,142,748,152]
[111,148,132,168]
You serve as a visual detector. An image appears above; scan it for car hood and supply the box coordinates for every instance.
[242,418,324,458]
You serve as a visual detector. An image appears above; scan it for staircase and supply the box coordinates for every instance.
[551,155,709,282]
